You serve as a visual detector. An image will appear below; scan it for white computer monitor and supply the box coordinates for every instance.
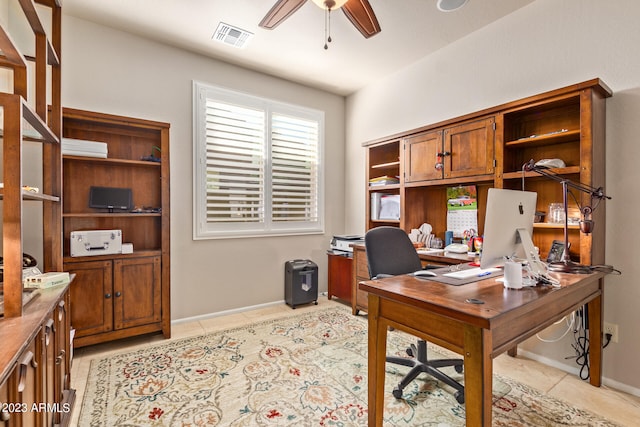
[480,188,541,272]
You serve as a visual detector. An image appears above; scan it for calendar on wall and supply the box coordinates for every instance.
[446,185,478,238]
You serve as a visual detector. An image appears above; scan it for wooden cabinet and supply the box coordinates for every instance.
[352,246,370,315]
[66,260,113,338]
[0,376,8,425]
[404,130,443,182]
[404,118,495,183]
[0,288,73,427]
[363,79,610,276]
[0,1,74,424]
[327,252,353,304]
[61,108,170,347]
[66,256,161,347]
[15,341,39,427]
[113,257,162,330]
[443,117,495,179]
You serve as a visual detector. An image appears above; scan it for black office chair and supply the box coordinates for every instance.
[364,226,465,404]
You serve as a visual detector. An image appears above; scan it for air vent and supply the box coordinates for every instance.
[213,22,253,48]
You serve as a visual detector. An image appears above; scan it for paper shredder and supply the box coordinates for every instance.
[284,259,318,308]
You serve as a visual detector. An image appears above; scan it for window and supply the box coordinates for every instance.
[193,82,324,239]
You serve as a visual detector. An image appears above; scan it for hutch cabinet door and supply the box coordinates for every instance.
[67,260,114,338]
[42,317,56,427]
[113,256,162,330]
[443,117,495,179]
[16,341,40,427]
[403,130,443,182]
[54,297,71,417]
[0,374,10,425]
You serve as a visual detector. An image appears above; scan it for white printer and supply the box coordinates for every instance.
[330,235,364,253]
[70,229,122,257]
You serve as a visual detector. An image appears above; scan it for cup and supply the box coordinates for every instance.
[431,237,444,249]
[548,203,565,224]
[445,230,454,246]
[504,261,523,289]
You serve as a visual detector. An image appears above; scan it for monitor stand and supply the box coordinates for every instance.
[516,228,546,278]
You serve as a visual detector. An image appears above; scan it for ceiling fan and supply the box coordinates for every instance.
[259,0,381,39]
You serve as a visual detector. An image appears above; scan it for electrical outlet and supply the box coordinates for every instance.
[604,322,619,343]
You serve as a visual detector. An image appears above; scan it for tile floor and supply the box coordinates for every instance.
[69,296,640,426]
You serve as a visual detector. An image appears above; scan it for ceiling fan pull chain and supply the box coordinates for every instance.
[324,7,332,49]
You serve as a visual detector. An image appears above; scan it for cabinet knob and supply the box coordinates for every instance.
[105,293,112,299]
[115,292,122,297]
[1,410,10,421]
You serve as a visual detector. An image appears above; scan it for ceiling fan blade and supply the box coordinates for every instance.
[342,0,381,38]
[259,0,308,29]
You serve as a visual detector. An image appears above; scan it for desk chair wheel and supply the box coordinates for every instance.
[454,390,465,404]
[455,364,463,374]
[392,386,404,399]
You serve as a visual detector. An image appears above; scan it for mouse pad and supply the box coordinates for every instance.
[414,263,504,286]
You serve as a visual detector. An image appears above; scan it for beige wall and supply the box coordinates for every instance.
[345,0,640,394]
[60,16,346,321]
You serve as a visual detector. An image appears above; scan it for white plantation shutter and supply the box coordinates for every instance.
[205,100,265,223]
[271,113,319,223]
[194,82,324,239]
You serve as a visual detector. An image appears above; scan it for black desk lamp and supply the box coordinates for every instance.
[522,159,611,274]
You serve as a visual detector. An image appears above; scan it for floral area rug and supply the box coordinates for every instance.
[79,305,619,426]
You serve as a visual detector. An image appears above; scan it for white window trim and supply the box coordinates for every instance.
[193,81,325,240]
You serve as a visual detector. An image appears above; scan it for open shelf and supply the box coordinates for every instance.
[0,188,60,202]
[63,155,162,167]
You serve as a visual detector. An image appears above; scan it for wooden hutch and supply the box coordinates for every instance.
[352,79,611,314]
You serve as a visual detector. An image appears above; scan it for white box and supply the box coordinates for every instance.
[70,229,122,257]
[24,272,70,289]
[122,243,133,254]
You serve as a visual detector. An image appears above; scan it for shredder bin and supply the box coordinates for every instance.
[284,259,318,308]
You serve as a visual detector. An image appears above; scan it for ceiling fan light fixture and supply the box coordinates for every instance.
[437,0,469,12]
[311,0,349,10]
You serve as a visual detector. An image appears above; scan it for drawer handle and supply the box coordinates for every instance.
[45,318,55,345]
[18,350,35,392]
[56,349,66,365]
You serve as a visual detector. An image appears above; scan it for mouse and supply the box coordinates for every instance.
[413,270,437,277]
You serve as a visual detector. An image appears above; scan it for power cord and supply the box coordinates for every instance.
[536,313,575,343]
[566,307,590,381]
[603,332,613,349]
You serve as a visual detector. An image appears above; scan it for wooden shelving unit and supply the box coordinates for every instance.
[1,1,75,425]
[362,79,611,266]
[60,108,171,347]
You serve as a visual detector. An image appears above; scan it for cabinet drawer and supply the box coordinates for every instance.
[355,250,370,279]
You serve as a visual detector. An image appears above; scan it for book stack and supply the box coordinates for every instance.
[62,138,108,158]
[369,175,399,187]
[24,272,70,289]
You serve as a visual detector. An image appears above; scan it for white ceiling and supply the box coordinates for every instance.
[63,0,535,96]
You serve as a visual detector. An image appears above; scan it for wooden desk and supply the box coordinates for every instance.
[360,272,604,426]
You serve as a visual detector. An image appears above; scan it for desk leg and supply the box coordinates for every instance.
[588,284,603,387]
[463,325,493,427]
[367,294,386,427]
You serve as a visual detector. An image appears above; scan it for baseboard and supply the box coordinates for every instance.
[518,349,640,398]
[172,300,285,325]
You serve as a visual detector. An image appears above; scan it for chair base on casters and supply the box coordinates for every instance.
[387,340,465,404]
